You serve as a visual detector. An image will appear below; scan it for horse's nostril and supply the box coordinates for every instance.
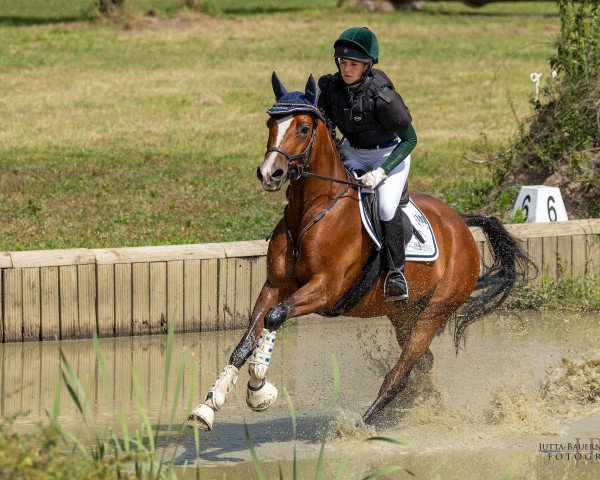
[256,167,263,181]
[272,169,284,180]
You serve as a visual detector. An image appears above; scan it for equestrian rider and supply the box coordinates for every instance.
[317,27,417,301]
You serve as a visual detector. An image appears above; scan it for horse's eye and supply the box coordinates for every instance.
[300,125,309,135]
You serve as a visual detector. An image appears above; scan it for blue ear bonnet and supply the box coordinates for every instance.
[267,72,323,119]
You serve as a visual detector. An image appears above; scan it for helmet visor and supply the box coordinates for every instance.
[334,45,372,63]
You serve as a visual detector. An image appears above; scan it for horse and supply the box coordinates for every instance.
[189,74,532,431]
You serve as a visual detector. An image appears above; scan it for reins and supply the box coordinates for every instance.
[265,116,358,258]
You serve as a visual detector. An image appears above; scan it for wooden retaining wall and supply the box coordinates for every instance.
[0,219,598,342]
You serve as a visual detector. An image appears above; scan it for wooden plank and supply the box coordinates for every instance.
[0,252,12,268]
[97,264,115,337]
[481,240,493,275]
[542,236,558,281]
[167,261,184,333]
[234,258,252,329]
[469,227,486,242]
[78,264,97,338]
[184,260,201,333]
[59,265,79,340]
[476,241,484,274]
[200,259,218,332]
[587,234,600,278]
[3,269,23,342]
[571,235,587,279]
[40,267,60,340]
[10,249,95,268]
[149,262,167,334]
[250,256,267,307]
[92,243,226,264]
[114,264,132,336]
[556,236,572,279]
[223,240,269,258]
[503,219,600,239]
[221,258,236,330]
[22,268,41,341]
[527,238,543,286]
[132,263,150,336]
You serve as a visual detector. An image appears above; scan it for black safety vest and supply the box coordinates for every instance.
[317,69,412,149]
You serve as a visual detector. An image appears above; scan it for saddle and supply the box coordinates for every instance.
[321,173,412,317]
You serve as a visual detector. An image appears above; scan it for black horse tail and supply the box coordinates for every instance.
[455,215,536,350]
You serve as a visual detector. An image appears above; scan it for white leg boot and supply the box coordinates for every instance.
[189,364,239,431]
[246,329,278,412]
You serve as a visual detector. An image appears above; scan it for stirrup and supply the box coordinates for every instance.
[384,270,409,302]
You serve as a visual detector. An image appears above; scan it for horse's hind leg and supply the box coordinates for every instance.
[362,307,450,425]
[391,313,434,373]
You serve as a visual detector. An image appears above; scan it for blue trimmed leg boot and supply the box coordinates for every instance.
[382,219,409,302]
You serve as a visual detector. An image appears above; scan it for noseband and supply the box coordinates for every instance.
[264,117,319,181]
[264,117,359,188]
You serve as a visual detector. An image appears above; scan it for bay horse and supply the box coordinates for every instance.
[189,74,531,431]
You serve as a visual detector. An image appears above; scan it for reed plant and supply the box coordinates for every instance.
[48,318,202,479]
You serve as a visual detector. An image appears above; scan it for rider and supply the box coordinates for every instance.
[317,26,417,301]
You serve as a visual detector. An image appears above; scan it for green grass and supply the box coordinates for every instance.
[0,1,559,250]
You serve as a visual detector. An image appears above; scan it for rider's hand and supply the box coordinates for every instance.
[358,167,387,189]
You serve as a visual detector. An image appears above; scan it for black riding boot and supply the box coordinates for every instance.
[382,217,409,301]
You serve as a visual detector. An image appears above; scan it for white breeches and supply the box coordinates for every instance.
[340,139,411,222]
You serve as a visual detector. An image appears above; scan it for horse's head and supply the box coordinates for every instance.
[257,72,321,191]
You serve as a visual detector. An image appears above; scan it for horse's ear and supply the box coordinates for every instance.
[305,74,317,105]
[271,71,287,101]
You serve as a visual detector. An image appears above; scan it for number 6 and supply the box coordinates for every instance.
[547,196,557,221]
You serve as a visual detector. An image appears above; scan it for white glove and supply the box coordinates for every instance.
[358,167,387,189]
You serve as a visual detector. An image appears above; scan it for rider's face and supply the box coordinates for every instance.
[338,58,370,85]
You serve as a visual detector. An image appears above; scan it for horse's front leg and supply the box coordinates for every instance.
[243,273,341,407]
[188,284,280,431]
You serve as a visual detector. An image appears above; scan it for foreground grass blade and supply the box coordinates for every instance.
[119,406,131,453]
[362,465,407,479]
[243,420,266,480]
[162,350,188,470]
[283,388,297,480]
[283,388,297,437]
[92,331,112,408]
[315,435,327,480]
[47,371,61,425]
[333,446,360,480]
[132,367,155,453]
[60,349,89,422]
[365,436,410,446]
[500,464,515,479]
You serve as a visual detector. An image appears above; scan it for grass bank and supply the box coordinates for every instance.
[0,1,559,250]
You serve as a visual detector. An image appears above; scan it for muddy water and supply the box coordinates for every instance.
[2,311,600,479]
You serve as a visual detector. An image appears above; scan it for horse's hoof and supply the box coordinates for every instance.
[188,403,214,431]
[416,349,434,373]
[246,379,278,412]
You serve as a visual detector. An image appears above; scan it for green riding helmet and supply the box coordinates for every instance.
[333,27,379,64]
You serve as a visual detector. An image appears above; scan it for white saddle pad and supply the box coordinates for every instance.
[358,191,439,262]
